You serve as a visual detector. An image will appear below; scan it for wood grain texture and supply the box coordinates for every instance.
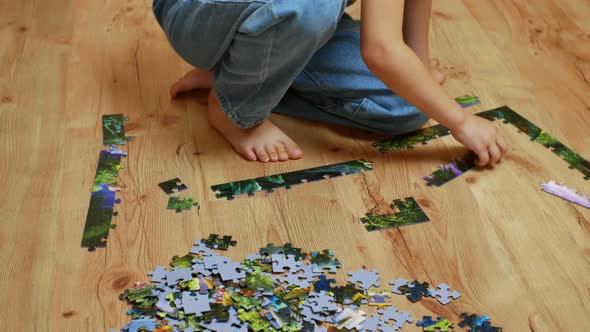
[0,0,588,331]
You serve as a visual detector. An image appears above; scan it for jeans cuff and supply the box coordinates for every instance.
[214,85,265,129]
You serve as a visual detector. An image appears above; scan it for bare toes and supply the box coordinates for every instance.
[281,140,303,160]
[254,146,270,163]
[275,144,289,161]
[240,148,257,161]
[265,145,279,162]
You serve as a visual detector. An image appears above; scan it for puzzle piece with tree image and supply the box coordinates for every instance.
[361,197,430,231]
[81,149,127,251]
[158,178,188,195]
[373,106,590,180]
[211,159,374,200]
[102,114,132,147]
[167,196,198,213]
[424,153,477,187]
[201,234,237,250]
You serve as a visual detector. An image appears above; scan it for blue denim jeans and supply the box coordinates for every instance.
[153,0,428,134]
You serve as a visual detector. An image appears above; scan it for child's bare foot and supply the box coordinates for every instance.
[207,90,303,162]
[429,59,446,85]
[170,69,214,98]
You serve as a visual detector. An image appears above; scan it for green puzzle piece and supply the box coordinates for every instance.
[167,196,198,213]
[361,197,430,231]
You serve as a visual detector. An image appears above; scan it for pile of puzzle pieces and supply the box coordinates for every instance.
[113,237,498,331]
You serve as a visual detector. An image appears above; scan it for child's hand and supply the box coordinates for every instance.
[451,114,508,166]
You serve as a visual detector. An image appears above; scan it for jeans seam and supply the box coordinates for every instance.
[230,22,277,118]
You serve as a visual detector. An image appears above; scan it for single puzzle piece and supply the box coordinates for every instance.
[201,234,237,250]
[333,307,367,330]
[102,114,131,147]
[417,316,437,328]
[211,159,374,200]
[148,266,168,283]
[158,178,188,195]
[361,197,430,231]
[259,243,307,261]
[178,292,213,315]
[121,318,157,332]
[216,260,246,283]
[201,303,231,323]
[165,267,193,286]
[399,280,431,303]
[418,316,454,332]
[347,268,380,290]
[307,291,339,314]
[454,95,481,108]
[271,254,304,273]
[359,313,380,332]
[331,283,368,305]
[372,123,452,153]
[475,321,503,332]
[367,291,392,307]
[200,306,241,331]
[459,313,491,331]
[424,153,477,187]
[277,272,311,289]
[313,275,337,292]
[389,278,409,295]
[427,283,461,305]
[189,241,216,257]
[167,196,198,213]
[378,307,414,331]
[310,249,341,274]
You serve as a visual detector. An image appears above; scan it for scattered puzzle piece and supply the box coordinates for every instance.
[167,196,198,213]
[459,313,491,331]
[378,306,414,330]
[399,280,431,303]
[102,114,131,147]
[347,268,380,290]
[310,249,342,274]
[418,316,454,331]
[428,283,461,305]
[361,197,430,231]
[389,278,409,295]
[158,178,188,195]
[201,234,237,250]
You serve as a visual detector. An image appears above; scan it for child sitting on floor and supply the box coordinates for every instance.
[152,0,507,164]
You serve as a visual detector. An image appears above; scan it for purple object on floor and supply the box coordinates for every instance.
[540,181,590,209]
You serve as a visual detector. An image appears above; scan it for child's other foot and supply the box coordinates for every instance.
[170,69,214,98]
[429,59,446,85]
[207,90,303,162]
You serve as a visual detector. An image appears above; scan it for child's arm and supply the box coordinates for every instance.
[360,0,508,166]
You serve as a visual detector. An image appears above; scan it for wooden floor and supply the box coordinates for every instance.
[1,0,589,331]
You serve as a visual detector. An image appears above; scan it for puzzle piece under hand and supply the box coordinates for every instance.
[201,234,237,250]
[347,268,380,290]
[158,178,188,195]
[428,283,461,305]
